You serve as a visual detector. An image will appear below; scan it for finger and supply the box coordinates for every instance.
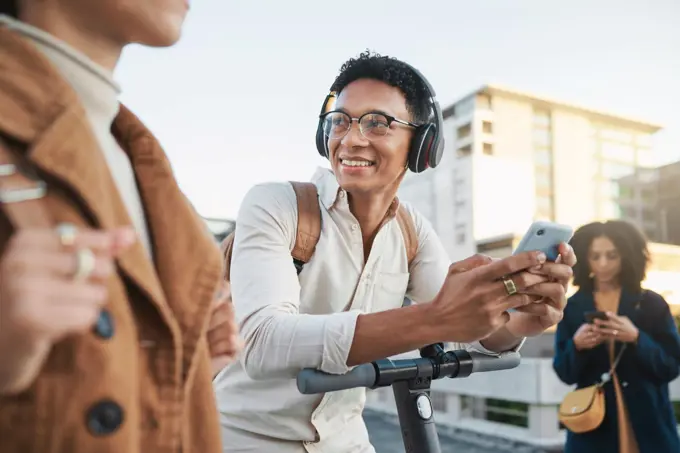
[13,250,116,280]
[208,302,235,331]
[558,243,577,267]
[528,262,573,283]
[475,251,547,281]
[513,303,551,317]
[209,334,243,356]
[522,282,566,308]
[12,227,136,255]
[485,272,549,300]
[448,254,494,274]
[595,327,619,337]
[497,293,534,312]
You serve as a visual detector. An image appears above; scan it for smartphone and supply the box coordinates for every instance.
[512,221,574,262]
[584,310,608,323]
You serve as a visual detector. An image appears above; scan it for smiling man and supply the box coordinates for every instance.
[215,50,576,453]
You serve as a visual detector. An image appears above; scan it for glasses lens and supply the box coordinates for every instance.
[359,113,390,138]
[323,112,350,139]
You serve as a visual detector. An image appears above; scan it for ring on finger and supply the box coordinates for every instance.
[501,277,518,296]
[73,248,96,281]
[56,223,78,248]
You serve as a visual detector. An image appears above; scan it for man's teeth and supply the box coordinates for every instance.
[341,159,374,167]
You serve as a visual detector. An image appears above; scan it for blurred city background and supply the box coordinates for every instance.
[117,1,679,451]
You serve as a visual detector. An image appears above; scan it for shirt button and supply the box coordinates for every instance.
[86,400,124,436]
[338,191,345,198]
[93,309,115,339]
[351,224,359,231]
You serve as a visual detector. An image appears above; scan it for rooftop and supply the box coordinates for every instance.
[442,84,662,134]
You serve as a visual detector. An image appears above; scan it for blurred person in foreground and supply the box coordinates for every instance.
[553,220,680,453]
[0,1,240,452]
[214,50,577,453]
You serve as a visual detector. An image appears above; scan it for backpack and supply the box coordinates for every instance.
[220,181,418,281]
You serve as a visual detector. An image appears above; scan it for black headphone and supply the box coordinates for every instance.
[315,63,445,174]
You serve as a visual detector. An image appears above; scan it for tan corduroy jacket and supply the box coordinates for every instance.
[0,27,224,453]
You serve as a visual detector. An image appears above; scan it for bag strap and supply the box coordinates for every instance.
[0,135,51,229]
[599,290,648,385]
[289,181,321,273]
[395,204,417,265]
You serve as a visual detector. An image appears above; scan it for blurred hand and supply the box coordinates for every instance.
[594,313,639,343]
[573,322,605,350]
[0,225,135,394]
[207,281,243,377]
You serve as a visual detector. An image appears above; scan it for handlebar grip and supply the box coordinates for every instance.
[469,351,521,373]
[297,364,377,394]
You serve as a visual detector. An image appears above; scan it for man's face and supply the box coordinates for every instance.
[325,79,414,196]
[52,0,190,48]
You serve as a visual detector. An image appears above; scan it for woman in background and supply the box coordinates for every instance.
[553,220,680,453]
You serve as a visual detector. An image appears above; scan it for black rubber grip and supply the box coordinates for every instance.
[297,363,377,394]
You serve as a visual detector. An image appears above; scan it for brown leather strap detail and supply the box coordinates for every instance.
[0,136,52,229]
[220,231,236,281]
[396,205,417,265]
[290,181,321,264]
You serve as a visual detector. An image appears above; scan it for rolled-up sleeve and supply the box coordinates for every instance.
[402,203,525,355]
[230,183,359,380]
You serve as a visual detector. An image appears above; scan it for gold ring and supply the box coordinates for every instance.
[502,277,518,296]
[56,223,78,248]
[73,248,96,281]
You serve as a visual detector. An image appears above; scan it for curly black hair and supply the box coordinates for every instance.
[329,50,432,124]
[570,219,650,294]
[0,0,18,18]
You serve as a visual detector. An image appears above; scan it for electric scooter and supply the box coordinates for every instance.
[297,343,521,453]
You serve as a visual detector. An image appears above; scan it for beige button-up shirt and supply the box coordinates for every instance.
[214,168,523,453]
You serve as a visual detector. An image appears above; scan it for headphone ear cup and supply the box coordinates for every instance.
[316,121,328,158]
[408,124,436,173]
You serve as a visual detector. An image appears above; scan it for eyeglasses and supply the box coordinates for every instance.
[320,110,417,141]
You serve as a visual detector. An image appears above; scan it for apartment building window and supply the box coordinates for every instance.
[482,120,493,134]
[600,161,635,179]
[600,128,632,143]
[482,143,494,155]
[637,133,653,148]
[455,225,466,244]
[600,142,635,162]
[535,171,552,189]
[533,128,551,147]
[457,123,472,139]
[534,148,552,168]
[533,108,551,127]
[457,144,472,157]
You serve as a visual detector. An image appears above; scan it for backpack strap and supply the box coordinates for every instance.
[289,181,321,273]
[395,204,417,266]
[220,181,321,281]
[0,135,52,229]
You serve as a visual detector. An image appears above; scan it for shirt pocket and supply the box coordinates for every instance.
[371,272,410,313]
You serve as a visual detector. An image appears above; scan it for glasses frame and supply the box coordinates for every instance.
[320,110,418,141]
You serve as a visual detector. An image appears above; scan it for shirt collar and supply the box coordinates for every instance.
[310,167,401,219]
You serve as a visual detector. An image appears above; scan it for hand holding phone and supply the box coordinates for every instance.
[512,221,574,262]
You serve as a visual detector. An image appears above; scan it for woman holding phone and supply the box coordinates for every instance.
[553,220,680,453]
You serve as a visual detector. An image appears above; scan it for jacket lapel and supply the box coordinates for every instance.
[113,107,223,375]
